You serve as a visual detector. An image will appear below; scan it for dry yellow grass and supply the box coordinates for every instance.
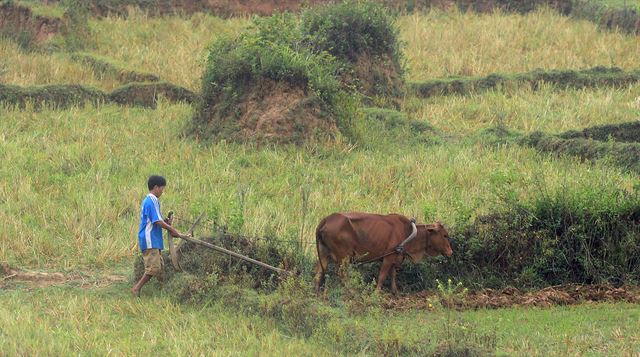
[90,11,249,90]
[400,8,640,81]
[0,39,120,90]
[404,82,640,135]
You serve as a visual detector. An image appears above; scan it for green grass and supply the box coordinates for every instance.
[1,102,637,268]
[89,12,249,91]
[463,303,640,355]
[0,282,638,355]
[400,8,640,81]
[404,82,640,136]
[0,38,121,90]
[0,284,335,356]
[14,0,66,18]
[3,6,640,355]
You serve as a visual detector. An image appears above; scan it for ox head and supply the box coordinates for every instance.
[427,222,453,257]
[408,221,453,262]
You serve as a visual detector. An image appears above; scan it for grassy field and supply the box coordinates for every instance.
[1,280,638,356]
[0,39,121,90]
[405,82,640,135]
[1,5,640,356]
[400,8,640,80]
[2,102,638,269]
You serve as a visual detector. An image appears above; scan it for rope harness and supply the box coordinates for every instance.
[357,218,418,265]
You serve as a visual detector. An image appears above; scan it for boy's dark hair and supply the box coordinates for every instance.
[147,175,167,190]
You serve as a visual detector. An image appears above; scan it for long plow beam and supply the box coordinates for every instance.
[176,234,287,275]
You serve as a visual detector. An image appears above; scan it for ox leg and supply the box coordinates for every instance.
[314,256,331,295]
[376,257,395,292]
[314,262,327,294]
[390,266,399,296]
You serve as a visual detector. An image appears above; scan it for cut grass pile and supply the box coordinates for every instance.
[70,52,160,84]
[409,66,640,98]
[0,82,196,109]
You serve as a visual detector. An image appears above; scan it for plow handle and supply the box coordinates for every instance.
[176,234,288,275]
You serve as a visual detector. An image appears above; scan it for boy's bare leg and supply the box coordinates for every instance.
[131,274,152,297]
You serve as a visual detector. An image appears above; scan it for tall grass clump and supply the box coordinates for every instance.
[58,0,95,51]
[189,13,360,144]
[302,0,405,106]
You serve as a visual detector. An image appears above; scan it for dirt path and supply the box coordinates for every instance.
[0,262,127,290]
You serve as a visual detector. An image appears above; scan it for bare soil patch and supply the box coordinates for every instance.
[385,284,640,310]
[0,262,127,290]
[0,2,63,43]
[196,79,338,144]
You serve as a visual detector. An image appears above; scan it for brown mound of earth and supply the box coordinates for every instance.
[352,53,404,108]
[203,79,338,144]
[385,284,640,311]
[0,2,63,43]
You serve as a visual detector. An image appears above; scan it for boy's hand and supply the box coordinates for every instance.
[169,227,180,237]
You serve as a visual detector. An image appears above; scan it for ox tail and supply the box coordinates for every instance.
[315,219,327,274]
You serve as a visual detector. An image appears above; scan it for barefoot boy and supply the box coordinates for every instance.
[131,175,183,297]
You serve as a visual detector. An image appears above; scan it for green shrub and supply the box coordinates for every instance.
[446,184,640,289]
[302,1,405,107]
[190,12,359,143]
[301,0,401,63]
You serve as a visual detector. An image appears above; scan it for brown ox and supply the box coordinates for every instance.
[314,212,453,294]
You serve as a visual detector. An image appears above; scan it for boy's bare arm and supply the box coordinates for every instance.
[155,220,181,237]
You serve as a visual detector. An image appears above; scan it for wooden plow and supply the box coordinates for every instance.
[166,212,287,275]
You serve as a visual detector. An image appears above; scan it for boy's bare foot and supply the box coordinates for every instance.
[131,287,141,297]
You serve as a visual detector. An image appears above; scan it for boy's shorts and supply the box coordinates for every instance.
[142,249,164,277]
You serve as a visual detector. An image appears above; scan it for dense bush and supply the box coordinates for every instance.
[301,0,401,63]
[445,184,640,288]
[190,13,358,142]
